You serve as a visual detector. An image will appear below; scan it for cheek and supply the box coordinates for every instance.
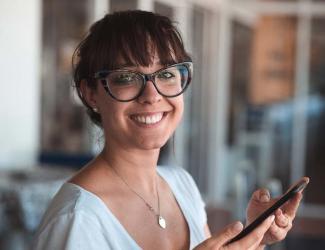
[98,98,128,128]
[172,96,184,124]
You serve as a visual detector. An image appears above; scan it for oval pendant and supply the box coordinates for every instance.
[158,215,166,229]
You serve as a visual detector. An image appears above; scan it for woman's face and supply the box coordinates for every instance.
[93,56,184,151]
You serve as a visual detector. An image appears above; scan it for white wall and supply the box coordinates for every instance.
[0,0,41,169]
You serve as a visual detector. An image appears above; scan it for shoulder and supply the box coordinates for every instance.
[32,211,105,250]
[32,183,108,249]
[35,182,104,235]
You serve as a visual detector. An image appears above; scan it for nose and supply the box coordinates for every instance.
[137,79,162,104]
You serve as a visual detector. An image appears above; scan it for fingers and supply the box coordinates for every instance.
[267,218,292,242]
[229,215,275,249]
[288,177,310,192]
[212,221,244,248]
[194,221,244,250]
[283,192,303,219]
[264,209,292,244]
[275,209,290,228]
[252,188,270,203]
[271,177,308,220]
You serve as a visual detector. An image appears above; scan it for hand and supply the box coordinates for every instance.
[194,215,275,250]
[246,177,309,246]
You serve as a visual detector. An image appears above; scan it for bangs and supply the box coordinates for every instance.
[87,11,190,73]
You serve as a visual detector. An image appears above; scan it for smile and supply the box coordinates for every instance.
[130,112,164,125]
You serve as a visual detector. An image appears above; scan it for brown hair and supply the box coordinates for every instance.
[72,10,191,126]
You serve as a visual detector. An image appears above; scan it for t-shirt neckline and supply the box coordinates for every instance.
[65,166,193,249]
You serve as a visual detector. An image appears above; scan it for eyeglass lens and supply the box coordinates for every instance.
[105,64,190,101]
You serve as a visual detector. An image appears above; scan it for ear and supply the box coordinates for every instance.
[79,79,98,109]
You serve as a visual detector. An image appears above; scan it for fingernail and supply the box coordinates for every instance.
[269,215,275,222]
[233,222,243,232]
[260,194,270,202]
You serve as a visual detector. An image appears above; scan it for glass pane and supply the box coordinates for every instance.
[186,6,208,193]
[249,16,296,106]
[227,21,252,146]
[154,2,174,20]
[304,18,325,205]
[41,0,92,156]
[228,16,297,202]
[110,0,137,12]
[259,0,298,1]
[250,16,297,190]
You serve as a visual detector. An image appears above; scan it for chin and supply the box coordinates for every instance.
[140,142,166,150]
[136,137,169,151]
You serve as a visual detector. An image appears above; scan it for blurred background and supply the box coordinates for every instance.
[1,0,325,249]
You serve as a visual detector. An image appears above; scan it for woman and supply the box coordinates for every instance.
[32,10,304,250]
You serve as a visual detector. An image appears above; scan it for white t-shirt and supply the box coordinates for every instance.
[31,166,207,250]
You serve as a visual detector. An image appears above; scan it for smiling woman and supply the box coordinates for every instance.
[31,10,305,250]
[32,10,201,250]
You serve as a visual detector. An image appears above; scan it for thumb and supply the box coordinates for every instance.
[213,221,244,247]
[193,221,243,250]
[252,188,270,203]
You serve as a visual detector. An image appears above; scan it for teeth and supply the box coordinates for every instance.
[132,113,163,125]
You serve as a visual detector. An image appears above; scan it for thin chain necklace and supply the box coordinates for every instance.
[105,159,167,229]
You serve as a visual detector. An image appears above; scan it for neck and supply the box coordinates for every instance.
[99,145,160,194]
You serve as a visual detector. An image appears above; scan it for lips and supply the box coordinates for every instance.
[130,112,167,125]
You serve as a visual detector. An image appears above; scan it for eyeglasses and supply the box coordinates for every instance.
[93,62,193,102]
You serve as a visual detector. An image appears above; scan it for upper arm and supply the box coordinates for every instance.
[32,212,109,250]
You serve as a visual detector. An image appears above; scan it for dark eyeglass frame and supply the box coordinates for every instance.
[93,61,193,102]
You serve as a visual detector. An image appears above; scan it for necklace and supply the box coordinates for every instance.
[107,162,167,229]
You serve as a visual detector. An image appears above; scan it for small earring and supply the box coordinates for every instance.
[93,107,98,113]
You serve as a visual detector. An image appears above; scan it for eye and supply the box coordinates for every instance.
[157,71,175,79]
[111,72,136,84]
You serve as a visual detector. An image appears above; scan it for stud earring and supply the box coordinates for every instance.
[93,107,99,113]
